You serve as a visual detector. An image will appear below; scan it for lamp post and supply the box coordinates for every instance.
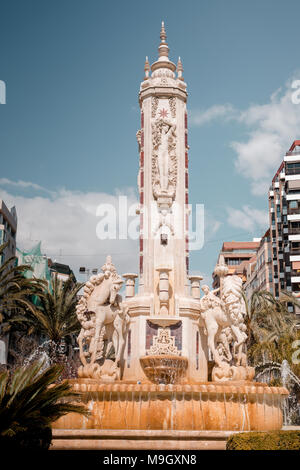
[79,266,98,282]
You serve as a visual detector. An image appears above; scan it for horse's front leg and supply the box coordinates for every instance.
[113,316,125,366]
[90,318,103,364]
[207,323,223,367]
[231,325,245,365]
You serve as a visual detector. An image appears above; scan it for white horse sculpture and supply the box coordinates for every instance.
[76,257,129,379]
[199,275,247,368]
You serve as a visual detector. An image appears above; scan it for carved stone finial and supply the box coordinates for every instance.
[144,56,150,79]
[160,21,167,43]
[177,57,184,80]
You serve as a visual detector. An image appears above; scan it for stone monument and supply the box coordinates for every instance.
[53,24,288,448]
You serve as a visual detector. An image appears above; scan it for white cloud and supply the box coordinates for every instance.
[232,77,300,195]
[190,74,300,195]
[227,205,268,233]
[0,182,139,280]
[189,104,236,126]
[0,178,54,195]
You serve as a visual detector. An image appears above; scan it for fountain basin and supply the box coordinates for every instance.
[140,355,188,384]
[53,380,289,433]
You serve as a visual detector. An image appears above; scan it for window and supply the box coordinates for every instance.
[289,201,298,209]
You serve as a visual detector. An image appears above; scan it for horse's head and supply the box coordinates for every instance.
[109,277,123,305]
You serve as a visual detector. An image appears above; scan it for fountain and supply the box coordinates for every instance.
[255,360,300,425]
[52,24,288,449]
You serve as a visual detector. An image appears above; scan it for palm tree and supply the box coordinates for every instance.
[0,360,89,449]
[0,242,44,323]
[243,289,300,376]
[244,290,298,345]
[9,275,83,364]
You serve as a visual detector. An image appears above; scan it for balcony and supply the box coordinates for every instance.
[286,168,300,176]
[288,207,300,215]
[288,214,300,222]
[290,250,300,257]
[288,228,300,235]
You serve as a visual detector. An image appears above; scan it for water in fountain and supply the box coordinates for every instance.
[22,339,79,380]
[255,360,300,425]
[140,355,188,385]
[23,339,54,370]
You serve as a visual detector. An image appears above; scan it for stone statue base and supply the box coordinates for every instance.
[212,363,255,382]
[78,359,120,382]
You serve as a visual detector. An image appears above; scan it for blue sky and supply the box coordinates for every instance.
[1,0,300,284]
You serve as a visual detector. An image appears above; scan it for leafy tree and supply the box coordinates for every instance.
[243,289,300,377]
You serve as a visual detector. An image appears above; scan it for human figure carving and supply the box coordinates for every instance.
[152,118,177,200]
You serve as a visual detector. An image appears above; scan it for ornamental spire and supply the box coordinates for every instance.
[158,21,169,61]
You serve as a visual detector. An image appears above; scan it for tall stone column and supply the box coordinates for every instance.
[138,22,189,316]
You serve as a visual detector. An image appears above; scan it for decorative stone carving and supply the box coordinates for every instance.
[151,96,159,118]
[76,256,130,381]
[156,267,172,316]
[147,327,180,356]
[189,275,203,300]
[136,129,142,150]
[153,209,174,239]
[123,273,138,298]
[151,117,177,206]
[168,97,176,118]
[199,273,254,382]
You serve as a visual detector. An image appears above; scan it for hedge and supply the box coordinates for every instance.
[226,430,300,450]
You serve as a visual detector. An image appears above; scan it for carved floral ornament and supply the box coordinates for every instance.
[147,328,180,356]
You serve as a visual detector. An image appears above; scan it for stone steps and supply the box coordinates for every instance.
[51,429,238,450]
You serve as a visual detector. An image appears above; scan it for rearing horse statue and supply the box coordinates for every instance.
[76,256,129,379]
[199,275,247,368]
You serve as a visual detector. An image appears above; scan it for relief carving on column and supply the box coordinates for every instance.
[151,117,177,206]
[151,97,159,118]
[168,97,176,118]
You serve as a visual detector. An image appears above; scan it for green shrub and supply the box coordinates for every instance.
[226,431,300,450]
[0,361,89,450]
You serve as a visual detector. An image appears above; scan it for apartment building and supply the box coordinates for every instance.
[0,200,17,364]
[0,200,17,266]
[212,240,260,290]
[244,229,273,301]
[268,140,300,308]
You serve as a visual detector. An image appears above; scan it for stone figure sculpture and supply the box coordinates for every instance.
[152,117,177,203]
[199,276,254,382]
[76,256,129,381]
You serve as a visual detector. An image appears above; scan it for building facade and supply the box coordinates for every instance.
[268,140,300,310]
[244,229,273,301]
[212,240,260,290]
[0,200,17,365]
[0,200,17,266]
